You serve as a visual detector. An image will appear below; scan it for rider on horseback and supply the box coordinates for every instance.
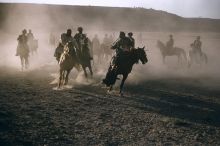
[74,27,93,60]
[128,32,135,50]
[111,31,132,69]
[192,36,202,56]
[54,29,77,62]
[16,29,29,56]
[27,29,34,41]
[166,34,174,53]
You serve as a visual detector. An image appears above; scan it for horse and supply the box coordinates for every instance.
[58,41,80,88]
[78,41,93,79]
[188,44,208,67]
[102,47,148,95]
[17,43,30,71]
[100,43,113,61]
[157,40,187,64]
[28,39,38,55]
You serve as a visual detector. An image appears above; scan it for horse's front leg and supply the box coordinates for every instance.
[120,74,128,96]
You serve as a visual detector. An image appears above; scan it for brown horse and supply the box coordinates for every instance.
[58,41,80,88]
[157,40,187,64]
[102,47,148,95]
[17,44,30,71]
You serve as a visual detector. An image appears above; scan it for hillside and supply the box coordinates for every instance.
[0,3,220,32]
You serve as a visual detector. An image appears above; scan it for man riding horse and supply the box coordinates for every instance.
[102,31,148,94]
[16,29,30,70]
[54,29,77,62]
[192,36,202,56]
[128,32,135,50]
[103,31,132,84]
[166,34,174,53]
[74,27,93,61]
[16,29,29,56]
[110,31,133,70]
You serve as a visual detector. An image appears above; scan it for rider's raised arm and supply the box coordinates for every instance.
[111,40,119,50]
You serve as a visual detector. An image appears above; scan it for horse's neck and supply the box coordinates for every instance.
[130,51,139,65]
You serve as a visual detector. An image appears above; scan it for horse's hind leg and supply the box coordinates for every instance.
[82,67,88,78]
[25,57,29,69]
[64,70,71,85]
[20,57,24,71]
[88,64,93,78]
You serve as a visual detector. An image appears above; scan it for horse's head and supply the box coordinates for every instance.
[64,41,76,55]
[157,40,165,50]
[135,47,148,64]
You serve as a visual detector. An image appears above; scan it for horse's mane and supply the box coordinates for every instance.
[157,40,165,49]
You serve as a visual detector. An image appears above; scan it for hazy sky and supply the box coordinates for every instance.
[1,0,220,19]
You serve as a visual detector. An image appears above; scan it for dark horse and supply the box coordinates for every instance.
[78,39,93,79]
[102,47,148,95]
[157,40,187,64]
[58,41,80,88]
[17,43,29,71]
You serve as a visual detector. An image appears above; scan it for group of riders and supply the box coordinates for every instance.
[15,27,204,90]
[53,27,136,71]
[166,34,203,56]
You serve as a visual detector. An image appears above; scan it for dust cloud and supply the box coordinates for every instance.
[0,3,220,89]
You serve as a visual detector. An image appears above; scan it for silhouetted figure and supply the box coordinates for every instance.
[166,34,174,52]
[16,29,30,70]
[92,34,101,62]
[27,29,38,55]
[74,27,92,60]
[128,32,135,49]
[192,36,202,56]
[16,29,29,56]
[54,29,78,62]
[111,31,132,69]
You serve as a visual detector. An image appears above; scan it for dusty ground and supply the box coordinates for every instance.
[0,65,220,146]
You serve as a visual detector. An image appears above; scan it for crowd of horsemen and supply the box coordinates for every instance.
[15,27,203,71]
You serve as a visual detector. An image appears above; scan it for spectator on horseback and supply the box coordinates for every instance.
[111,31,132,69]
[128,32,135,50]
[103,34,109,45]
[92,34,100,56]
[27,29,34,41]
[166,34,174,52]
[192,36,202,56]
[16,29,29,56]
[92,34,100,50]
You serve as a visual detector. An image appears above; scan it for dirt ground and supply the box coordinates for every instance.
[0,64,220,146]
